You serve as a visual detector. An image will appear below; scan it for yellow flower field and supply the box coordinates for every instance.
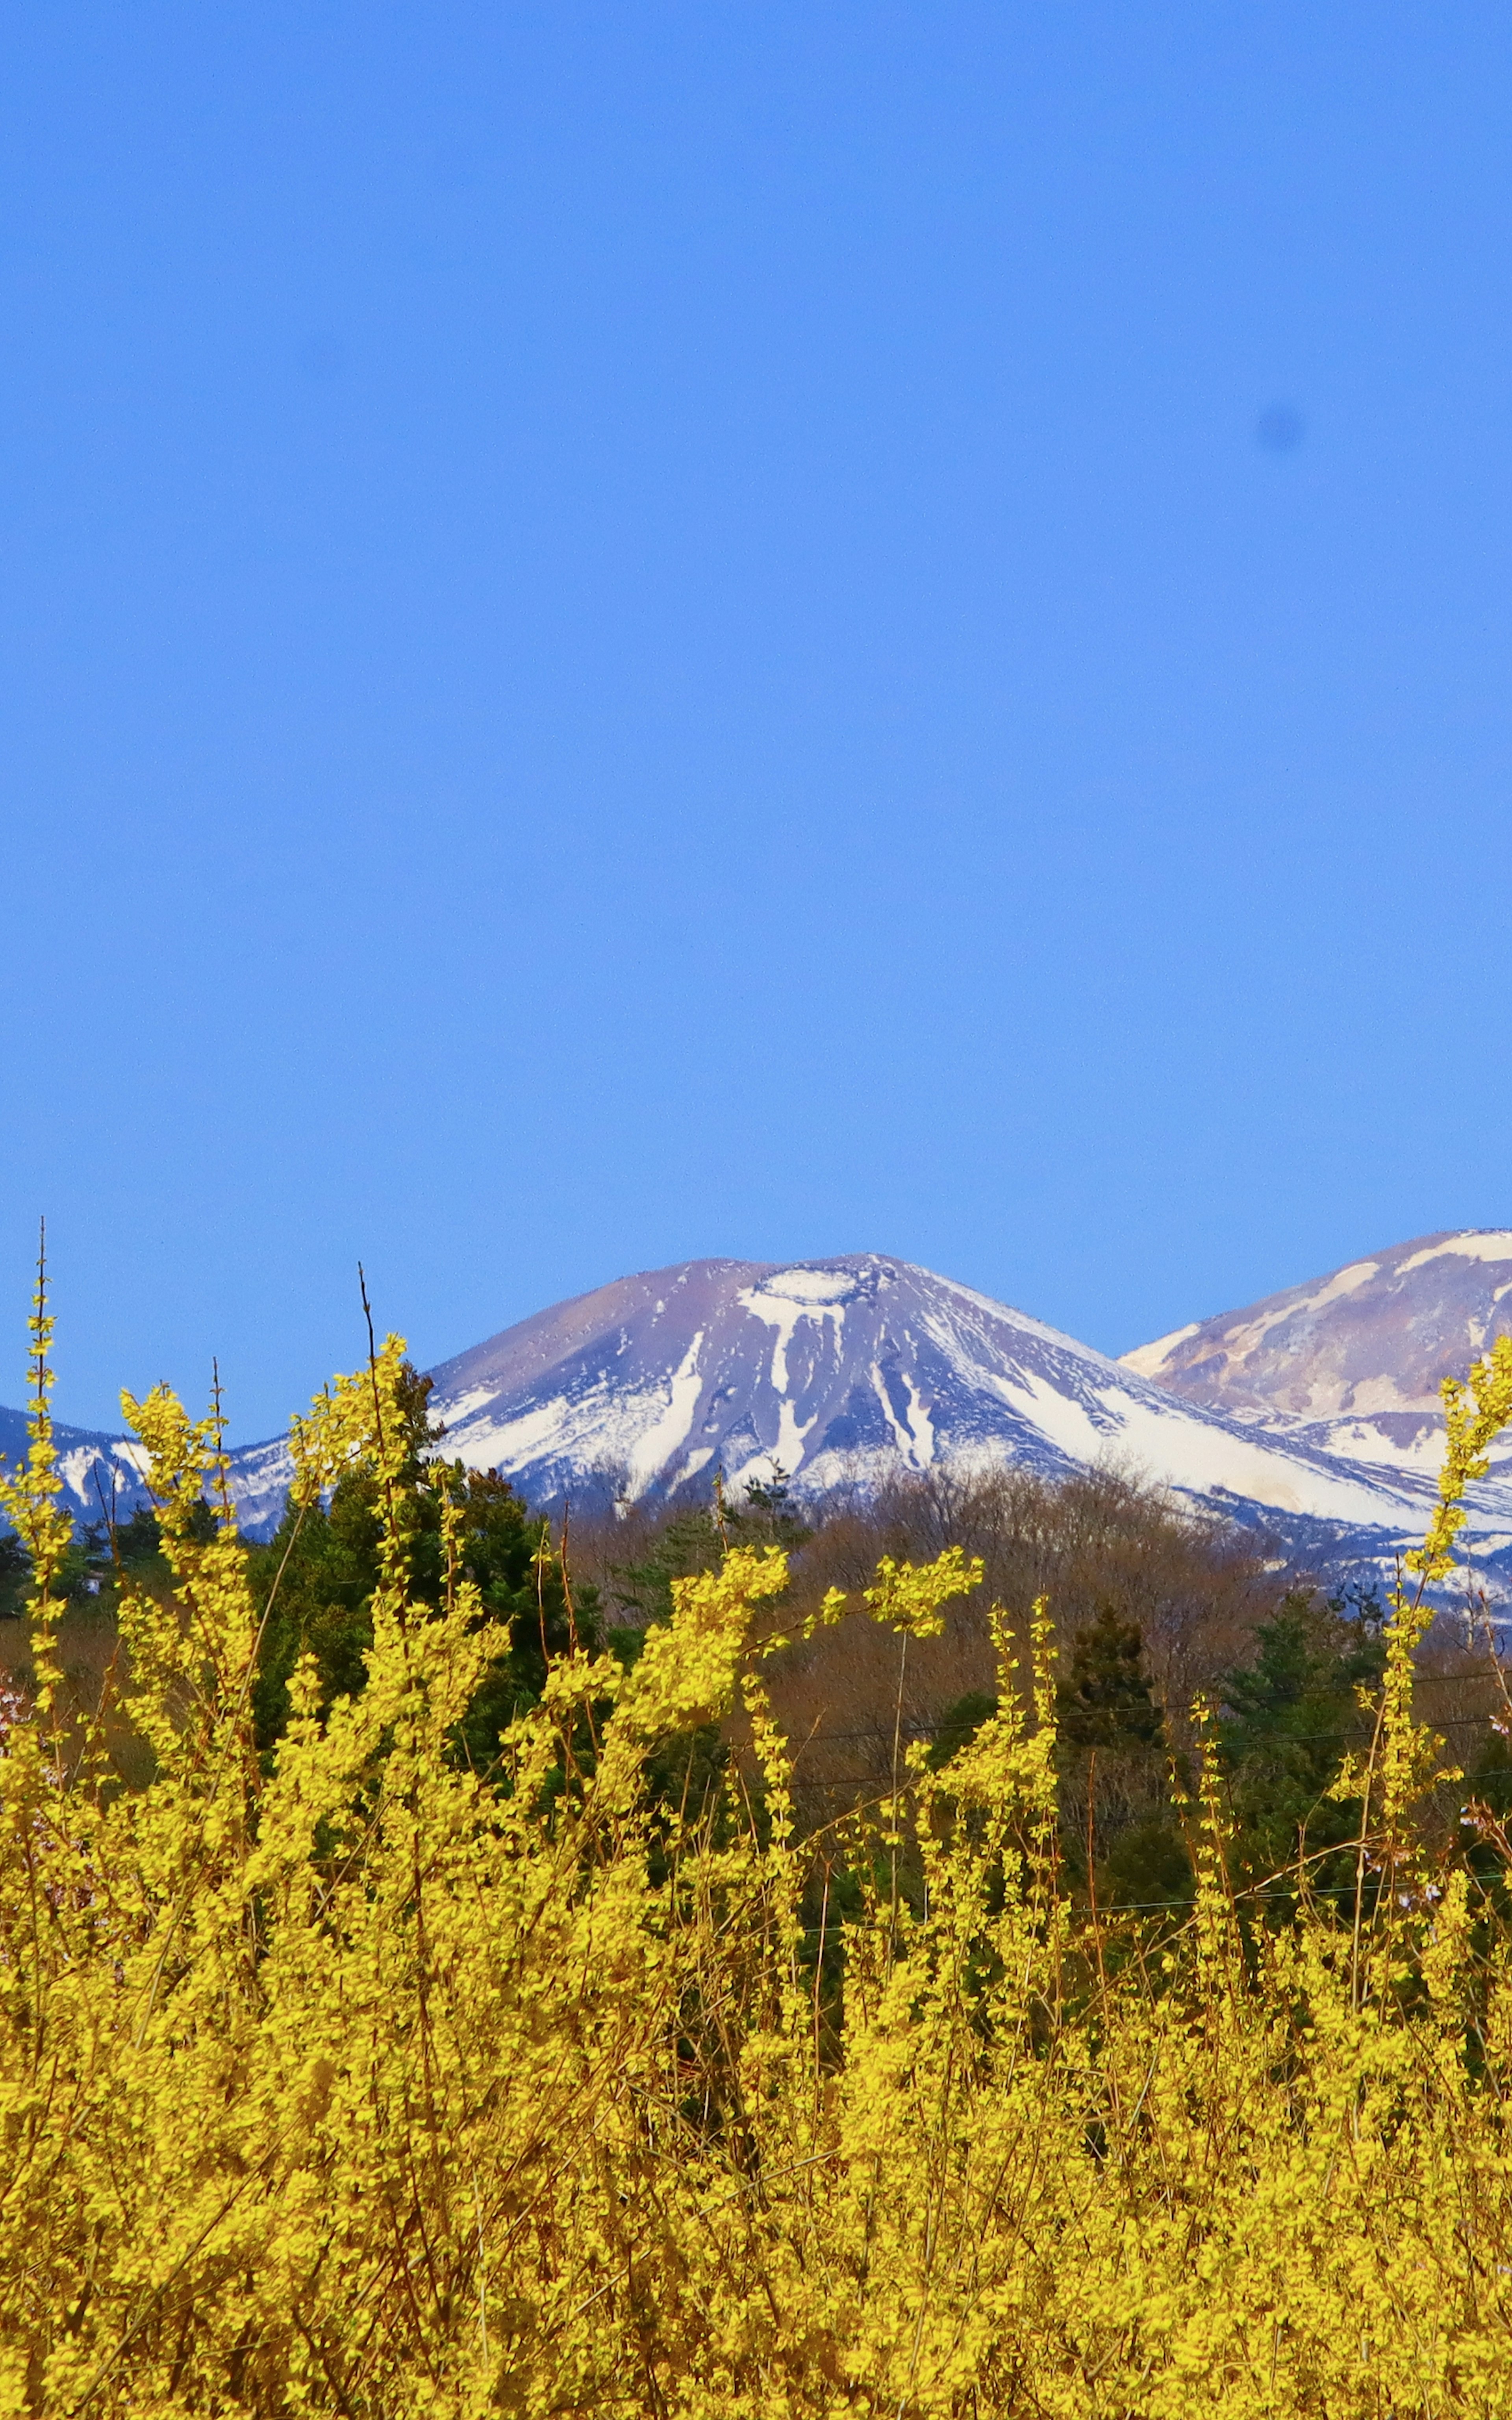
[4,1272,1512,2416]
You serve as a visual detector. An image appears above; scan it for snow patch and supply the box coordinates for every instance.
[1086,1388,1423,1526]
[902,1372,936,1466]
[991,1370,1108,1464]
[1119,1323,1200,1377]
[430,1383,497,1429]
[737,1283,846,1394]
[871,1365,910,1462]
[57,1447,108,1504]
[1396,1234,1512,1275]
[750,1267,857,1306]
[445,1394,589,1472]
[626,1332,707,1496]
[864,1363,938,1469]
[1292,1417,1446,1478]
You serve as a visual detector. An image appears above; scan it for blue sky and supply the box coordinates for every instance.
[2,2,1510,1440]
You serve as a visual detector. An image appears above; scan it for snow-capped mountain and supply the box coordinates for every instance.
[1121,1229,1512,1489]
[10,1249,1512,1578]
[0,1403,156,1532]
[0,1401,286,1541]
[411,1254,1512,1572]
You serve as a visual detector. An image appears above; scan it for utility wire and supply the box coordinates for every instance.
[791,1710,1512,1750]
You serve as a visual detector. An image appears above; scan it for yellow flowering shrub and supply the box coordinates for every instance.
[4,1280,1512,2416]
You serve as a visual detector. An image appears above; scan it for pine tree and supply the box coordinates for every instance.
[1055,1601,1188,1913]
[1056,1600,1166,1751]
[1217,1587,1386,1904]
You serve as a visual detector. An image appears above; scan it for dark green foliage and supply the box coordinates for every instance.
[1459,1712,1512,1824]
[600,1470,809,1846]
[441,1467,600,1777]
[925,1627,1191,1912]
[1056,1602,1166,1751]
[925,1689,999,1772]
[66,1501,217,1609]
[104,1504,191,1572]
[0,1501,187,1621]
[1097,1818,1194,1912]
[599,1470,807,1834]
[41,1525,106,1608]
[739,1465,809,1532]
[608,1505,725,1630]
[1055,1601,1189,1913]
[248,1475,387,1746]
[0,1531,28,1620]
[1217,1587,1386,1901]
[247,1365,598,1772]
[608,1466,811,1629]
[597,1610,731,1868]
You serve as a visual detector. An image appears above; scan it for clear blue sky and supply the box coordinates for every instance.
[3,3,1510,1441]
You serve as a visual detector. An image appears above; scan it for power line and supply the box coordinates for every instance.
[787,1710,1512,1751]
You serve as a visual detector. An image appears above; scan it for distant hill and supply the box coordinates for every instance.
[0,1400,294,1544]
[0,1403,154,1529]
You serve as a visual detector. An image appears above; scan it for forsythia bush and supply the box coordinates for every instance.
[5,1285,1512,2417]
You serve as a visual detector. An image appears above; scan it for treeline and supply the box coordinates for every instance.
[578,1455,1512,1922]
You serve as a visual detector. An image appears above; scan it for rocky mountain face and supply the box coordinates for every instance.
[1121,1229,1512,1489]
[10,1241,1512,1579]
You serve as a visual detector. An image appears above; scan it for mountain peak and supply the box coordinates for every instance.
[12,1242,1512,1577]
[1119,1227,1512,1496]
[417,1252,1490,1567]
[1121,1228,1512,1421]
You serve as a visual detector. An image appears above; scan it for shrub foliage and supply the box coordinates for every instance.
[6,1278,1512,2415]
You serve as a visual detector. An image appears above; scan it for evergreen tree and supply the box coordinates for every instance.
[606,1468,811,1839]
[1056,1601,1166,1751]
[925,1689,1000,1772]
[1056,1601,1188,1913]
[608,1504,724,1629]
[1217,1587,1386,1907]
[608,1465,810,1628]
[0,1530,28,1621]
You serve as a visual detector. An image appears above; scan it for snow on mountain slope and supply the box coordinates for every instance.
[1121,1230,1512,1490]
[0,1403,156,1532]
[0,1403,296,1547]
[416,1255,1509,1566]
[9,1251,1508,1572]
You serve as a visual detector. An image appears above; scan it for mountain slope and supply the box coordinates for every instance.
[9,1250,1510,1573]
[1121,1229,1512,1486]
[0,1404,154,1532]
[415,1254,1507,1565]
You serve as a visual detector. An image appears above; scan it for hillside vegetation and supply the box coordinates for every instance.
[6,1276,1512,2414]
